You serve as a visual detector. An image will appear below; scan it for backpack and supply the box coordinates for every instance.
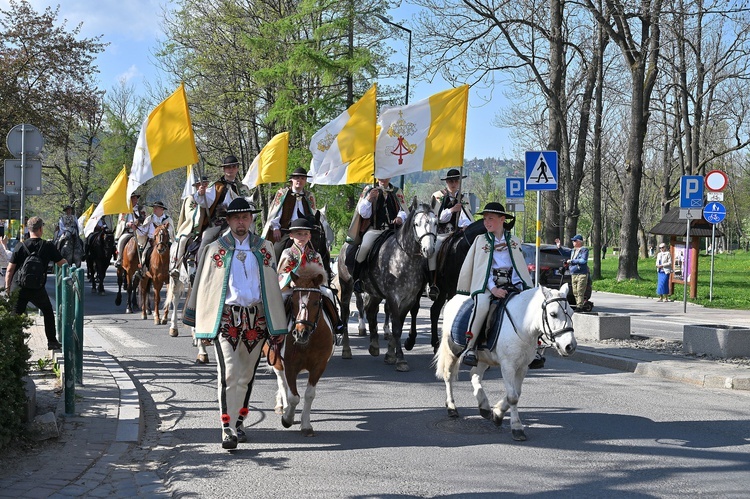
[16,241,47,290]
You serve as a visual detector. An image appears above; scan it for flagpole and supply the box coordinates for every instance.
[374,14,411,190]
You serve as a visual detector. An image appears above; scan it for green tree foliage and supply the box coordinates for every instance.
[0,294,32,450]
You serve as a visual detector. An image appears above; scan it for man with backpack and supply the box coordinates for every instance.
[4,216,67,350]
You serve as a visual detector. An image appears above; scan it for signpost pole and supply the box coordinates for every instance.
[684,218,690,313]
[535,191,541,287]
[710,224,716,301]
[19,124,26,240]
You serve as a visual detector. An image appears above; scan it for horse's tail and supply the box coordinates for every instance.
[433,295,467,381]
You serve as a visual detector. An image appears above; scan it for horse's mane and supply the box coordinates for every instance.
[294,261,328,286]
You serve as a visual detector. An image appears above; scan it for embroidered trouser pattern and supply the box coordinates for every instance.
[214,305,268,436]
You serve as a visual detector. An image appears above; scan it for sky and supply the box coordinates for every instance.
[2,0,516,160]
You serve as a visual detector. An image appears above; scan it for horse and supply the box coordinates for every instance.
[115,235,141,313]
[57,229,84,268]
[343,199,437,372]
[425,220,487,351]
[85,229,115,295]
[139,223,171,324]
[435,284,577,441]
[266,263,334,436]
[164,238,198,337]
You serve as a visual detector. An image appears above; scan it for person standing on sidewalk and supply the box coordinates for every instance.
[184,197,287,450]
[555,234,591,311]
[4,216,67,350]
[656,242,673,302]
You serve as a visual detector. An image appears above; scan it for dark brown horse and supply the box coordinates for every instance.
[140,223,171,324]
[115,235,141,313]
[266,264,333,436]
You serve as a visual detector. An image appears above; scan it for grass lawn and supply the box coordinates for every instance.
[594,250,750,310]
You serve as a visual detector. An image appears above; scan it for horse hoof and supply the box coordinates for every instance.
[281,417,293,429]
[142,314,148,320]
[395,361,410,372]
[169,328,179,337]
[342,348,353,360]
[384,353,397,365]
[447,408,460,418]
[368,344,379,357]
[115,297,122,306]
[98,291,105,296]
[404,336,416,351]
[512,429,527,441]
[358,328,367,337]
[195,354,209,364]
[275,406,283,415]
[479,408,492,420]
[160,318,168,325]
[492,413,504,427]
[301,428,315,437]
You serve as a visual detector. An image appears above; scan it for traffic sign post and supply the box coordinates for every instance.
[678,176,703,311]
[704,201,727,302]
[524,151,558,286]
[4,124,44,239]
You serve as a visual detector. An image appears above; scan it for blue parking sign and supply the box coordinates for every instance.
[506,178,524,199]
[680,175,704,208]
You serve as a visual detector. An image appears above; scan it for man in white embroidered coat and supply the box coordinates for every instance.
[184,197,287,450]
[456,202,532,367]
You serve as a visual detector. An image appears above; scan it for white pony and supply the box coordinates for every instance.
[435,284,577,441]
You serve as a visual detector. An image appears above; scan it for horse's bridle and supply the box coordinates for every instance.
[291,287,323,334]
[539,296,574,343]
[399,210,437,256]
[154,225,170,254]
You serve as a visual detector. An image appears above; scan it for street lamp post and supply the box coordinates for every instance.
[374,14,411,189]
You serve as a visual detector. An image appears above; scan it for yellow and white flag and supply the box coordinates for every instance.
[127,83,199,200]
[181,165,198,200]
[84,167,130,236]
[241,132,289,190]
[374,85,468,179]
[77,203,95,233]
[309,84,376,185]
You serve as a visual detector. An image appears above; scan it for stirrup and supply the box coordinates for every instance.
[462,351,478,367]
[353,280,364,294]
[428,284,440,301]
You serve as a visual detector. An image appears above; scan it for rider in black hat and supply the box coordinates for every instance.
[193,154,248,258]
[427,168,473,300]
[115,193,145,268]
[262,166,317,245]
[139,201,173,271]
[456,202,533,367]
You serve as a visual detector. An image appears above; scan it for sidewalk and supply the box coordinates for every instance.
[3,292,749,496]
[0,319,169,498]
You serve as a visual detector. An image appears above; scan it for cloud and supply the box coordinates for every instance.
[118,65,142,84]
[0,0,166,40]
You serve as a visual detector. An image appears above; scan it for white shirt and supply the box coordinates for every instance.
[193,181,239,210]
[356,190,407,223]
[271,189,307,230]
[487,241,522,290]
[438,191,471,228]
[224,236,262,307]
[141,213,172,239]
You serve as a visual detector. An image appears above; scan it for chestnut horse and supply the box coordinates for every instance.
[266,264,334,437]
[115,236,141,313]
[140,223,171,324]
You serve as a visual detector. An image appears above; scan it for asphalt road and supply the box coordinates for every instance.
[82,269,750,498]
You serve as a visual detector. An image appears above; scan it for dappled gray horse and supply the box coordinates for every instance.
[357,199,437,372]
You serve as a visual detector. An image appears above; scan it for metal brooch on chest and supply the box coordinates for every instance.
[236,250,248,278]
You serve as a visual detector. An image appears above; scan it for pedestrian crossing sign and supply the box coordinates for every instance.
[525,151,558,191]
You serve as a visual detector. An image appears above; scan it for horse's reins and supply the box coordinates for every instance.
[155,225,170,254]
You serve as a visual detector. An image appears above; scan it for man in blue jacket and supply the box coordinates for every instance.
[555,234,591,310]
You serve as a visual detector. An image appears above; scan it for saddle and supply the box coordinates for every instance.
[366,229,394,266]
[449,293,516,352]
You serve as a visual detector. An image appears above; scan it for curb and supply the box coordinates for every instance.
[557,346,750,391]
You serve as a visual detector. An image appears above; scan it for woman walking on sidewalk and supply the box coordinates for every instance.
[656,243,673,302]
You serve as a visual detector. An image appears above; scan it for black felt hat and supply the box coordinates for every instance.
[477,202,514,219]
[226,197,261,214]
[440,168,466,181]
[152,201,167,210]
[192,175,209,186]
[220,155,240,168]
[62,204,74,212]
[288,167,311,179]
[282,218,315,233]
